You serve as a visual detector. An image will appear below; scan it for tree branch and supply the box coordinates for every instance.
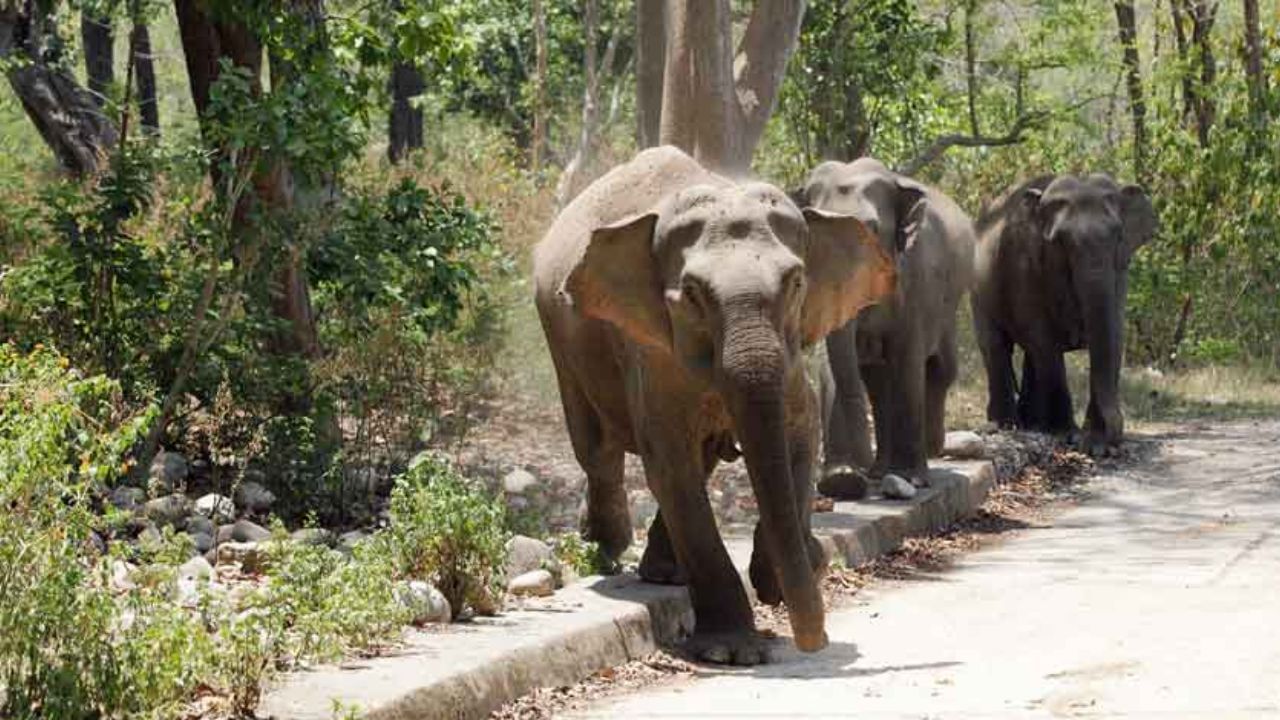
[897,111,1042,176]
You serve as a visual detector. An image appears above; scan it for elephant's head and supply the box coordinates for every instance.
[562,182,894,652]
[797,158,929,292]
[1017,174,1157,447]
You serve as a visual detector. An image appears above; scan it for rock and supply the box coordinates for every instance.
[502,468,539,495]
[109,485,145,512]
[194,493,236,522]
[234,481,276,515]
[337,530,368,553]
[881,474,918,501]
[943,431,987,460]
[85,531,107,555]
[508,569,555,598]
[628,490,659,530]
[216,523,236,544]
[135,522,163,552]
[230,519,272,543]
[504,535,555,579]
[143,493,192,528]
[179,555,214,580]
[186,515,215,538]
[290,527,335,547]
[188,531,214,554]
[111,559,137,592]
[148,451,189,493]
[471,585,502,616]
[812,497,835,513]
[216,541,270,574]
[397,580,452,625]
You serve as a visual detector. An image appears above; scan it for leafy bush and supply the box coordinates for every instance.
[385,453,509,619]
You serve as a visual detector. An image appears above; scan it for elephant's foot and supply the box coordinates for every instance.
[638,542,686,585]
[683,629,773,666]
[817,464,870,500]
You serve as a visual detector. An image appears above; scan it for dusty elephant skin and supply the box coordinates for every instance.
[796,158,976,494]
[971,174,1157,454]
[533,146,894,665]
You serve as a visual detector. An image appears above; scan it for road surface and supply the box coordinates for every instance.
[566,421,1280,718]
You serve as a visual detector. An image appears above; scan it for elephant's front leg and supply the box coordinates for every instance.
[883,329,929,484]
[819,321,874,499]
[640,441,766,665]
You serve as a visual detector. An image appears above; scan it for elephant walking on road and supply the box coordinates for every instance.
[533,147,895,664]
[971,173,1156,454]
[796,159,976,497]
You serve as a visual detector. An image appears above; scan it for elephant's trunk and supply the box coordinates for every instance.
[718,301,827,653]
[1083,279,1124,444]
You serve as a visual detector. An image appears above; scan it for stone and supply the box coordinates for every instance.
[194,493,236,522]
[143,493,192,528]
[189,531,215,554]
[504,535,556,579]
[337,530,368,553]
[397,580,452,625]
[881,474,918,501]
[235,481,276,514]
[944,431,987,460]
[110,559,137,592]
[502,468,539,495]
[290,527,335,547]
[179,555,214,580]
[230,519,272,543]
[186,515,215,538]
[216,541,270,574]
[148,451,189,493]
[629,490,660,530]
[109,485,145,511]
[136,522,163,552]
[507,569,555,598]
[217,523,236,544]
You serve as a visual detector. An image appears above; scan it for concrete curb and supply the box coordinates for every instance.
[260,459,994,720]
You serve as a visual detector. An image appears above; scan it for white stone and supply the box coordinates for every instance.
[508,569,555,597]
[504,535,555,579]
[194,493,236,522]
[944,431,987,460]
[179,555,213,580]
[143,493,192,527]
[503,468,539,495]
[882,474,918,500]
[397,580,452,625]
[216,541,270,574]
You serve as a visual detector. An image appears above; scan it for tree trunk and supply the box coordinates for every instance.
[658,0,805,173]
[557,0,622,207]
[388,60,425,163]
[81,11,114,109]
[1188,0,1216,148]
[964,0,981,136]
[132,22,160,135]
[1169,0,1195,125]
[635,0,665,149]
[1114,0,1148,182]
[0,1,117,175]
[531,0,548,172]
[1242,0,1266,127]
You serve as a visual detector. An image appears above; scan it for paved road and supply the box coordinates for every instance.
[566,421,1280,718]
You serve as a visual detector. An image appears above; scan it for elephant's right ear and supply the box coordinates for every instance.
[561,213,671,351]
[800,208,896,347]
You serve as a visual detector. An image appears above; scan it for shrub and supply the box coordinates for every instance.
[385,453,509,619]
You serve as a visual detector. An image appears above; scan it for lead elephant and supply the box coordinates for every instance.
[795,159,976,497]
[534,146,894,664]
[971,174,1157,454]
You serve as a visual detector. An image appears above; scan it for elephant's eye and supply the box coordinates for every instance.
[783,267,806,305]
[682,278,708,316]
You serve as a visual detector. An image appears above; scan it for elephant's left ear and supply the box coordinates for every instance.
[895,178,928,254]
[1119,185,1157,256]
[562,213,671,351]
[800,208,897,347]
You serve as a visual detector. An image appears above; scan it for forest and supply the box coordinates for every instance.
[0,0,1276,716]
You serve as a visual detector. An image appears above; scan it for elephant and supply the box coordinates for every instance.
[971,173,1157,454]
[794,158,976,497]
[533,146,895,664]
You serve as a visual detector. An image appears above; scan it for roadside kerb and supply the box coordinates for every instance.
[260,458,994,720]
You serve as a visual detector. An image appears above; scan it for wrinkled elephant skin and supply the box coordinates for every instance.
[533,147,895,663]
[971,173,1157,452]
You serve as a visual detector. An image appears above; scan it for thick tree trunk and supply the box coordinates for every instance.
[1114,0,1148,181]
[1188,0,1216,148]
[0,2,117,175]
[635,0,665,149]
[132,22,160,135]
[1168,0,1194,123]
[557,0,622,207]
[81,12,114,108]
[659,0,805,173]
[388,60,425,163]
[1242,0,1266,126]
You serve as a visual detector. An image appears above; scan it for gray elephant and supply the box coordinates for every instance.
[795,159,976,497]
[533,146,894,664]
[971,174,1156,454]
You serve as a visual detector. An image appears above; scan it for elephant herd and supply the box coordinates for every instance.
[533,146,1157,665]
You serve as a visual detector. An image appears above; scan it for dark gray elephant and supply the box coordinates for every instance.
[796,159,976,497]
[971,173,1156,454]
[534,147,895,664]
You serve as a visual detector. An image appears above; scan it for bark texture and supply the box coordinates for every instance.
[1242,0,1266,126]
[1114,0,1148,181]
[81,12,114,108]
[635,0,665,148]
[388,60,425,163]
[132,22,160,135]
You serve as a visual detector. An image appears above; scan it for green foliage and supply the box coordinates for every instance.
[385,453,509,619]
[550,531,603,578]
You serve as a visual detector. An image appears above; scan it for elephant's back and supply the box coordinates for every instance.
[533,146,721,301]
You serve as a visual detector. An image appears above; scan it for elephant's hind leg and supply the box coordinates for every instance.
[924,331,959,457]
[555,368,631,566]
